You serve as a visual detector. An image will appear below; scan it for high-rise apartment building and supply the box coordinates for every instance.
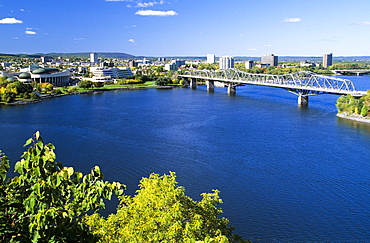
[207,54,216,64]
[323,53,333,68]
[90,53,98,63]
[219,56,234,69]
[261,54,278,66]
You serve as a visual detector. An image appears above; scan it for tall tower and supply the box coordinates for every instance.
[323,53,333,68]
[90,53,98,63]
[261,54,278,66]
[207,54,216,64]
[219,56,234,69]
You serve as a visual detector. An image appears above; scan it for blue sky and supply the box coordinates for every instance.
[1,0,370,57]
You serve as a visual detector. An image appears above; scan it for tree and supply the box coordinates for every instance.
[0,132,124,242]
[93,82,105,88]
[78,80,93,89]
[85,172,246,243]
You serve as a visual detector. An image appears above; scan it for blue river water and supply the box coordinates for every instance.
[1,76,370,242]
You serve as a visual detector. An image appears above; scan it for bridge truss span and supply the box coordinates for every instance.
[180,69,365,105]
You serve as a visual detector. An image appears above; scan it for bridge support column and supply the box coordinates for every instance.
[190,78,197,89]
[298,95,308,106]
[228,83,236,96]
[182,77,189,87]
[206,80,214,92]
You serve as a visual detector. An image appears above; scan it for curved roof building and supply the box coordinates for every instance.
[18,65,71,86]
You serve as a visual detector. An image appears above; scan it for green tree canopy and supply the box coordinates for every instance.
[85,172,246,243]
[0,132,124,242]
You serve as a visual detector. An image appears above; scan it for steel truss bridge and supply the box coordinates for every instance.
[179,69,366,105]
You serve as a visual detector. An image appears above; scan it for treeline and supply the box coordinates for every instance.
[0,132,248,242]
[336,90,370,117]
[0,77,55,103]
[116,73,181,86]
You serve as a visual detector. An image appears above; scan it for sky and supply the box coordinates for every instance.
[1,0,370,57]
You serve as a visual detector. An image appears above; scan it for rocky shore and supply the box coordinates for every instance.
[337,112,370,124]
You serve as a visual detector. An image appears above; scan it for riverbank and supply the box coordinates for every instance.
[0,85,182,106]
[337,112,370,124]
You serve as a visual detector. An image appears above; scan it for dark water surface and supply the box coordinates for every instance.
[1,76,370,242]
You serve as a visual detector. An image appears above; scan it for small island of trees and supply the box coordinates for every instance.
[336,90,370,119]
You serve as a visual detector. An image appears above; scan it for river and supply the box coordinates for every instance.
[1,76,370,242]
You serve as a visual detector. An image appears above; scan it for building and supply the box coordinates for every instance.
[164,63,178,71]
[261,54,278,67]
[323,53,333,68]
[245,60,255,69]
[219,56,234,69]
[207,54,216,64]
[128,60,138,68]
[18,65,71,86]
[41,56,50,63]
[90,53,98,63]
[90,67,133,80]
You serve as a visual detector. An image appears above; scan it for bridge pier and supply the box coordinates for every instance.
[228,83,236,95]
[190,78,197,89]
[298,95,308,106]
[182,77,189,86]
[206,80,214,92]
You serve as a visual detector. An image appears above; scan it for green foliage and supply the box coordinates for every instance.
[155,76,173,86]
[85,172,246,243]
[7,81,33,94]
[336,91,370,117]
[78,80,93,89]
[93,82,105,88]
[0,132,125,242]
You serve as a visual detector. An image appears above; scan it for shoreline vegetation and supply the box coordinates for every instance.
[336,91,370,124]
[0,83,183,106]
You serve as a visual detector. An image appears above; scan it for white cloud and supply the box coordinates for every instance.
[25,30,37,35]
[283,18,301,23]
[20,9,25,12]
[0,17,23,24]
[74,37,85,40]
[135,10,177,16]
[264,45,272,47]
[248,48,258,51]
[357,21,370,26]
[128,39,135,43]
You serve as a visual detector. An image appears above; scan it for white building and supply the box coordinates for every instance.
[90,53,98,63]
[207,54,216,64]
[219,56,234,69]
[90,67,133,81]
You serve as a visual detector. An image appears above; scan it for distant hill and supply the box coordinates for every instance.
[0,52,136,59]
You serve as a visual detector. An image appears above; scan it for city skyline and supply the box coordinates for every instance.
[1,0,370,57]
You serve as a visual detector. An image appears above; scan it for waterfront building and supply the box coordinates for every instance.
[207,54,216,64]
[18,65,71,86]
[323,53,333,68]
[245,60,255,69]
[90,67,133,79]
[90,53,98,63]
[261,54,278,66]
[219,56,234,69]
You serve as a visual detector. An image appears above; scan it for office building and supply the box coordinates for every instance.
[90,53,98,63]
[323,53,333,68]
[261,54,278,67]
[245,60,255,69]
[207,54,216,64]
[219,56,234,69]
[90,67,133,79]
